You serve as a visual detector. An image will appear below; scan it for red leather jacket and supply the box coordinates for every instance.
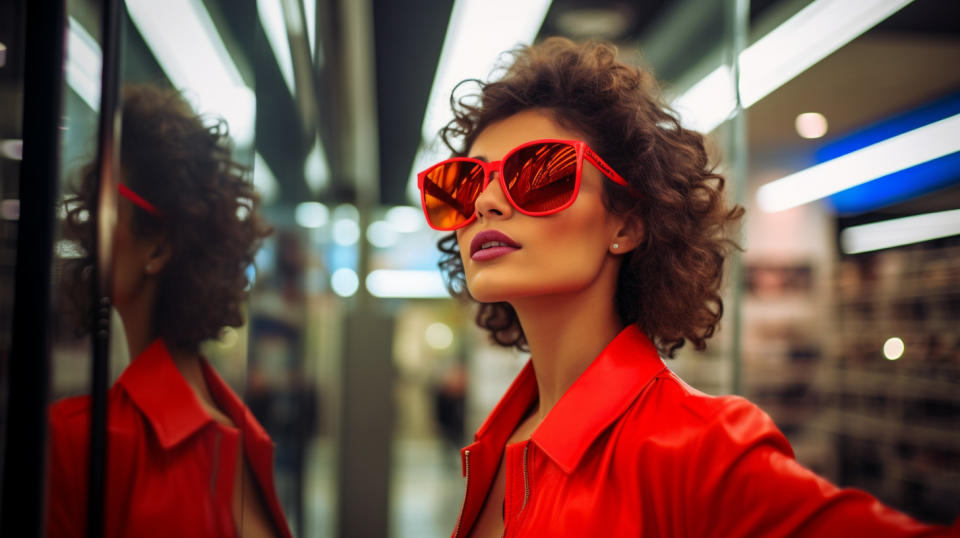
[46,339,292,538]
[453,326,958,537]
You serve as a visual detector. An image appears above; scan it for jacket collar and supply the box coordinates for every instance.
[474,325,666,474]
[117,338,271,450]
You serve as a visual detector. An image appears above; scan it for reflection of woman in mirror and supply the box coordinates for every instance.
[417,38,958,537]
[47,85,290,538]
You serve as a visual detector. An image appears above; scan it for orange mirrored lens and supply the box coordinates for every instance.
[422,160,485,229]
[503,143,577,213]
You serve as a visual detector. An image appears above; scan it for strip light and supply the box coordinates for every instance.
[366,270,449,298]
[253,153,280,204]
[673,0,913,133]
[66,16,102,111]
[303,0,319,63]
[671,65,735,134]
[757,113,960,212]
[258,0,296,94]
[127,0,255,146]
[406,0,552,202]
[840,209,960,254]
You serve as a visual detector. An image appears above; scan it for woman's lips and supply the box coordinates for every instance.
[470,230,520,261]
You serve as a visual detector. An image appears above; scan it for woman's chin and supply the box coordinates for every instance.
[467,280,585,304]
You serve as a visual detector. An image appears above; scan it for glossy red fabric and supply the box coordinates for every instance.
[45,339,292,538]
[453,326,959,537]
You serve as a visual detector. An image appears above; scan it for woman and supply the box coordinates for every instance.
[46,85,290,538]
[417,38,958,537]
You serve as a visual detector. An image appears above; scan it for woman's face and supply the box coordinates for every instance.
[111,194,161,312]
[456,109,628,303]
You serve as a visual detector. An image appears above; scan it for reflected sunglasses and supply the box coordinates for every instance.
[417,138,633,231]
[119,183,160,215]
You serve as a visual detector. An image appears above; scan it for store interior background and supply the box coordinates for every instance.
[0,0,959,536]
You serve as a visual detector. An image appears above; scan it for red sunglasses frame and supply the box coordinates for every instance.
[417,138,632,231]
[119,183,160,215]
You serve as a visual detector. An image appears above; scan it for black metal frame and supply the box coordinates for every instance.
[1,0,123,535]
[1,0,66,535]
[87,0,123,535]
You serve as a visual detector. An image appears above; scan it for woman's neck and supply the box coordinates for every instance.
[511,263,624,424]
[119,298,227,425]
[118,295,156,360]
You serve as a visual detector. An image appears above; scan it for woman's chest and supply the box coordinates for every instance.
[104,426,255,537]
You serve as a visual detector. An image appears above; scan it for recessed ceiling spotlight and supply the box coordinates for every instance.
[554,5,634,41]
[795,112,828,139]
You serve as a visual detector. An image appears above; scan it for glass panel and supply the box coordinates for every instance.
[42,0,105,534]
[44,0,310,535]
[99,0,275,534]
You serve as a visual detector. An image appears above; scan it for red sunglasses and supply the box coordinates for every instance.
[118,183,160,215]
[417,138,632,231]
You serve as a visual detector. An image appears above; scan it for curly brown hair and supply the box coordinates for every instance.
[65,84,272,353]
[435,37,744,358]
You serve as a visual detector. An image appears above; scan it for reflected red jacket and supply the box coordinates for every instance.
[46,339,292,538]
[453,326,959,537]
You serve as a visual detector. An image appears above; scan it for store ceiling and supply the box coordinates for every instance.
[371,0,960,207]
[27,0,960,213]
[748,1,960,172]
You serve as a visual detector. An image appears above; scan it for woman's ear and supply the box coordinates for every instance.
[143,238,172,276]
[610,215,644,254]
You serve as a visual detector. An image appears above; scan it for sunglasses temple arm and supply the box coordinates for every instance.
[118,183,161,215]
[582,147,630,187]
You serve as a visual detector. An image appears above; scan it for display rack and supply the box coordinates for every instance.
[829,239,960,524]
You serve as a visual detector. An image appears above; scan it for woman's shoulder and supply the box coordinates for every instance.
[618,368,790,455]
[49,395,93,437]
[48,384,142,441]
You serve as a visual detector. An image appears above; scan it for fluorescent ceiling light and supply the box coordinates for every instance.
[366,220,398,248]
[0,139,22,160]
[127,0,255,146]
[672,0,913,133]
[302,0,318,63]
[757,113,960,212]
[795,112,828,139]
[304,134,330,193]
[295,201,329,228]
[258,0,296,94]
[670,66,735,134]
[366,269,449,298]
[66,16,102,110]
[738,0,912,108]
[406,0,552,203]
[253,152,280,203]
[331,268,359,297]
[840,209,960,254]
[385,206,422,233]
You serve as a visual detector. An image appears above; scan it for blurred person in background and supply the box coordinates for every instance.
[46,84,290,538]
[416,38,959,537]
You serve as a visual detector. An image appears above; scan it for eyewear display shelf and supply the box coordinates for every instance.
[827,238,960,525]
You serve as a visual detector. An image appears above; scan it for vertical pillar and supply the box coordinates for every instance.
[724,0,749,396]
[337,310,394,537]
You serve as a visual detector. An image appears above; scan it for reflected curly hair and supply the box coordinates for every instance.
[436,38,744,358]
[65,84,272,353]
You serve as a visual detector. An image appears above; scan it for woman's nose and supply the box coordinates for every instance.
[474,171,513,220]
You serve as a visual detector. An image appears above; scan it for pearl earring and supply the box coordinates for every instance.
[146,263,154,273]
[612,243,620,250]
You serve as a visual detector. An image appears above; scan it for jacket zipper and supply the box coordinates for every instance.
[453,449,471,538]
[520,443,530,511]
[503,444,531,538]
